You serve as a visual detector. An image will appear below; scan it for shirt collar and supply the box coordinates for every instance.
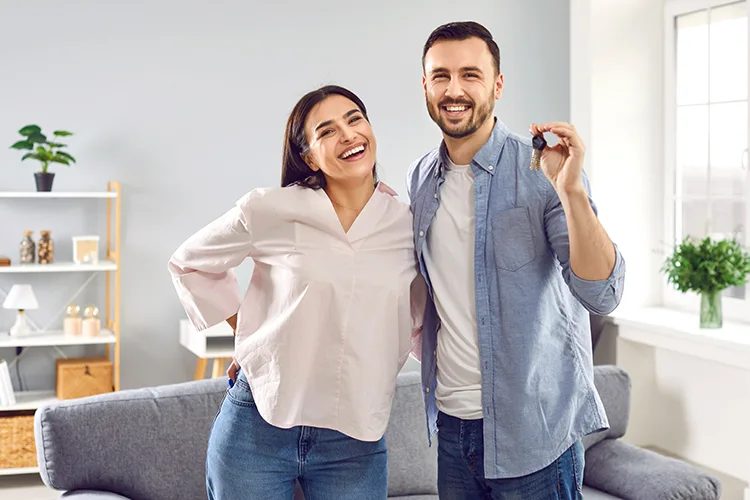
[436,118,509,176]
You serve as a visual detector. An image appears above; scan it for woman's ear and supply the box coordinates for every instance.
[301,152,319,171]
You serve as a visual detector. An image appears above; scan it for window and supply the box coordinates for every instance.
[665,0,750,321]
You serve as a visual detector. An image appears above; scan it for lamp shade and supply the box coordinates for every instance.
[2,284,39,310]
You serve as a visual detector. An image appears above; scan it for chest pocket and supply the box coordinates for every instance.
[490,206,536,271]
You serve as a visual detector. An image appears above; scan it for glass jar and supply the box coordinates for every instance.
[19,230,35,264]
[38,230,54,264]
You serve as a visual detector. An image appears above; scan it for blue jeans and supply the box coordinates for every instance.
[437,412,585,500]
[206,371,388,500]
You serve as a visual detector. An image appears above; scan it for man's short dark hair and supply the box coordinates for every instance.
[422,21,501,74]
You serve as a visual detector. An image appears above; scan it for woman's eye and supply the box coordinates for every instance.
[349,116,362,124]
[320,129,333,137]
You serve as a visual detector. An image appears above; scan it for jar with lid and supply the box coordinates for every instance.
[38,230,54,264]
[82,304,100,337]
[19,230,35,264]
[63,304,82,336]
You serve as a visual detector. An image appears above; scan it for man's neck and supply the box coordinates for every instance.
[444,117,496,166]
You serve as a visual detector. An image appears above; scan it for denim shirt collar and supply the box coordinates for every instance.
[436,118,510,177]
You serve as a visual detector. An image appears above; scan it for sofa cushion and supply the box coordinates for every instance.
[581,486,622,499]
[582,365,631,450]
[584,440,721,500]
[385,371,438,496]
[62,491,132,499]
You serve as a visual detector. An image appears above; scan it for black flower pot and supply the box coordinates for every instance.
[34,172,55,192]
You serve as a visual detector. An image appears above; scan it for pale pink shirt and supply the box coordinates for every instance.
[168,182,425,441]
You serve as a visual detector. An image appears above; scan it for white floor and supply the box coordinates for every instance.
[0,474,57,500]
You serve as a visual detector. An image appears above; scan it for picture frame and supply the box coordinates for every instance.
[72,235,100,264]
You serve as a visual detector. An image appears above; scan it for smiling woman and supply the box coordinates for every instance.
[167,84,426,500]
[281,85,379,190]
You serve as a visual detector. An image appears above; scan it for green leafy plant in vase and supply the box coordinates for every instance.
[10,125,76,192]
[662,236,750,328]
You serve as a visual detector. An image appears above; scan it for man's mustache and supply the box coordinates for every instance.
[438,99,473,108]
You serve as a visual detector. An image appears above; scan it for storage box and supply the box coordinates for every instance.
[56,357,113,400]
[0,414,37,468]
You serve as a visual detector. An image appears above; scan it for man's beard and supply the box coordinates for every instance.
[426,92,495,139]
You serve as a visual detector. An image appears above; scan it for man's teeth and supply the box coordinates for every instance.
[446,106,468,112]
[342,145,365,159]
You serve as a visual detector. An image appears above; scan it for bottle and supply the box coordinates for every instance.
[82,305,101,337]
[63,304,82,336]
[38,230,54,264]
[19,230,35,264]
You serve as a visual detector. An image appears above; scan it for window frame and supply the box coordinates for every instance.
[663,0,750,323]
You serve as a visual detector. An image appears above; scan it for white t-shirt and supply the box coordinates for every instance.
[422,157,482,419]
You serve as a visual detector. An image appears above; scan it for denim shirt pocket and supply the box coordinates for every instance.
[489,206,536,271]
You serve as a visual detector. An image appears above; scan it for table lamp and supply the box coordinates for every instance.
[2,284,39,337]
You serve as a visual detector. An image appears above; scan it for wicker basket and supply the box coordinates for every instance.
[0,413,37,468]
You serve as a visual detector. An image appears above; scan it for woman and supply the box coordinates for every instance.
[168,85,424,500]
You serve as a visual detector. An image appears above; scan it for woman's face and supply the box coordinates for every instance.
[303,94,377,186]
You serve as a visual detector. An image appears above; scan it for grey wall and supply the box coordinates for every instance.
[0,0,569,389]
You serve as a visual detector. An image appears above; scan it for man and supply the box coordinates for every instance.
[406,21,625,499]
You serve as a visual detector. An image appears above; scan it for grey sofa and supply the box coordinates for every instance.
[34,366,720,500]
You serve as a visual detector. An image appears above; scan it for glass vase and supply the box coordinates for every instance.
[699,290,722,329]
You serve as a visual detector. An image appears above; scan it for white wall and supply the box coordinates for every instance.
[571,0,665,310]
[0,0,570,389]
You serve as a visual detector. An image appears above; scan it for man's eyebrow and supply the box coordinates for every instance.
[429,66,484,75]
[314,109,361,133]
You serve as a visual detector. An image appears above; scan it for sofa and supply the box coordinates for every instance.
[34,366,720,500]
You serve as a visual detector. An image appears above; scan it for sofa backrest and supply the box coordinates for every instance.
[35,370,437,499]
[582,365,632,450]
[35,376,227,500]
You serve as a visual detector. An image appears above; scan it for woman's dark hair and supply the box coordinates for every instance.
[281,85,378,189]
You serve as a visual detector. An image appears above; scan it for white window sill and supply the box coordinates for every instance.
[608,306,750,370]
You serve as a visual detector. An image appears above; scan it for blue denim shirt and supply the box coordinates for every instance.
[406,119,626,479]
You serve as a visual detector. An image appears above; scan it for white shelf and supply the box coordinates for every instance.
[0,466,40,476]
[0,191,116,199]
[0,390,58,412]
[0,330,116,348]
[0,261,117,273]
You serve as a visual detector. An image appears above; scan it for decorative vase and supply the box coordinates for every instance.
[699,290,722,329]
[34,172,55,192]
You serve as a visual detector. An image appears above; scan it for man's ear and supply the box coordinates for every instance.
[494,72,504,100]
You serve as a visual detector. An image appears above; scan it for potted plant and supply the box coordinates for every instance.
[662,236,750,328]
[10,125,76,191]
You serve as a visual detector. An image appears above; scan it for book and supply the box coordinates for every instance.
[0,360,16,407]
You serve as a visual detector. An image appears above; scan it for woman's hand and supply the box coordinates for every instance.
[227,359,239,387]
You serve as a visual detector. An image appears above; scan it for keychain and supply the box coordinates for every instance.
[530,134,547,171]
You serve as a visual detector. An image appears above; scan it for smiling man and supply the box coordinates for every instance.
[406,21,626,499]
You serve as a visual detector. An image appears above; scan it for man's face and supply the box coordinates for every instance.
[422,37,503,139]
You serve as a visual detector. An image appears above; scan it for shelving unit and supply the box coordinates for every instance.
[0,182,121,475]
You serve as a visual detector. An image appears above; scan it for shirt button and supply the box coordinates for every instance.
[488,165,494,171]
[425,387,430,393]
[419,231,425,237]
[434,193,438,199]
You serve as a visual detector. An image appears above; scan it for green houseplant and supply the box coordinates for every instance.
[10,124,76,191]
[662,236,750,328]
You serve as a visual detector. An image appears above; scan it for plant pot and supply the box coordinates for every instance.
[34,172,55,192]
[699,290,722,328]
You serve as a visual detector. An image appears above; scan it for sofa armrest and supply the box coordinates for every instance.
[61,491,132,499]
[584,440,721,500]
